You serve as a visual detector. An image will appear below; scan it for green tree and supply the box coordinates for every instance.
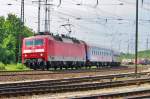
[0,14,33,64]
[0,16,6,43]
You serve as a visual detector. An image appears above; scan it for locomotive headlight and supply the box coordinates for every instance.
[25,54,27,57]
[40,53,43,56]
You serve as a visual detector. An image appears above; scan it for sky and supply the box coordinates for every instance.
[0,0,150,53]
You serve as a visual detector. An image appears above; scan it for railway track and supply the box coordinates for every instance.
[72,88,150,99]
[0,66,145,76]
[0,72,150,97]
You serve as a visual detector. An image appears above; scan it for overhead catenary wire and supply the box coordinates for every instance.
[4,0,150,53]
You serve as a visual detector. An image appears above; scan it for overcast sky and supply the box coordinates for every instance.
[0,0,150,53]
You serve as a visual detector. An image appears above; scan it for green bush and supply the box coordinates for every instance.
[16,63,29,70]
[0,62,6,70]
[5,63,30,71]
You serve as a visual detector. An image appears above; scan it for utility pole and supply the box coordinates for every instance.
[21,0,24,24]
[38,0,41,33]
[135,0,139,75]
[146,34,149,50]
[44,0,55,33]
[48,6,50,33]
[18,0,24,63]
[44,0,51,33]
[33,0,61,34]
[118,39,121,51]
[126,39,130,54]
[32,0,45,34]
[95,0,99,7]
[45,0,48,33]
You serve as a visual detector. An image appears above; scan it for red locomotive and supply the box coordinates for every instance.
[22,34,120,70]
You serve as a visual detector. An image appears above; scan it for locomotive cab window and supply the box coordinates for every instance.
[25,39,43,46]
[35,39,44,45]
[25,40,33,46]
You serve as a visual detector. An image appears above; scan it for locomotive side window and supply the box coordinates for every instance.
[25,40,33,46]
[35,39,43,45]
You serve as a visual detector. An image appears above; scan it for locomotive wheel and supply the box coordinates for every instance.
[40,62,44,70]
[88,65,91,69]
[65,66,68,70]
[46,65,49,70]
[32,63,37,70]
[54,67,56,70]
[41,64,45,70]
[60,66,63,70]
[85,65,88,69]
[71,64,74,70]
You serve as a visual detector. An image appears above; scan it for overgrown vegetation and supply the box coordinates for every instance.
[5,63,30,71]
[120,50,150,59]
[0,62,30,71]
[0,62,5,70]
[0,14,33,64]
[138,50,150,58]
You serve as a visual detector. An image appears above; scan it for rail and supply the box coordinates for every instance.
[0,72,150,97]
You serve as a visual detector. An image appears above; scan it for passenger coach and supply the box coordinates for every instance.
[86,44,120,67]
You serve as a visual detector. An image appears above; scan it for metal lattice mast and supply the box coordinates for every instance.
[48,5,50,33]
[18,0,24,63]
[21,0,24,25]
[45,0,48,32]
[38,0,41,33]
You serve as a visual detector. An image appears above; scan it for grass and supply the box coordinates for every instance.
[120,50,150,60]
[0,62,30,71]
